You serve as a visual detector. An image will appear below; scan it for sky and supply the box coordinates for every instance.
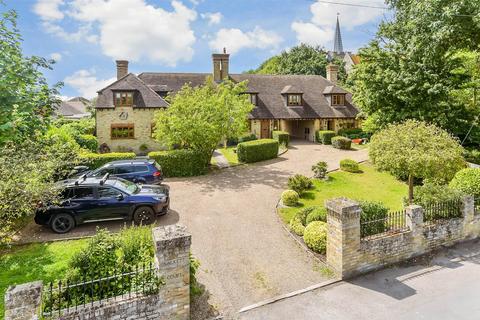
[5,0,391,99]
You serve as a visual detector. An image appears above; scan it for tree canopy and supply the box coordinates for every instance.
[153,78,254,161]
[348,0,480,144]
[369,120,466,203]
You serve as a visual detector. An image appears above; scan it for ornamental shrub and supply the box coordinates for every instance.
[340,159,360,173]
[312,161,328,178]
[359,200,388,238]
[272,131,290,147]
[148,149,209,177]
[237,139,279,163]
[303,221,327,254]
[76,134,98,152]
[79,152,136,168]
[315,130,335,144]
[288,206,314,236]
[450,168,480,197]
[282,189,299,206]
[406,182,465,208]
[306,207,327,224]
[288,174,313,195]
[464,149,480,165]
[331,136,352,149]
[238,133,257,143]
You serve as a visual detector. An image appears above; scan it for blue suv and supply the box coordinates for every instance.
[74,159,163,184]
[34,174,169,233]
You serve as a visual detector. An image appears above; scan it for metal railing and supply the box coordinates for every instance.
[42,262,162,318]
[423,199,463,223]
[361,209,408,239]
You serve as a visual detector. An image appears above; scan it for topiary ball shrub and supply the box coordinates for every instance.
[288,207,312,236]
[306,207,327,225]
[340,159,360,173]
[288,174,313,195]
[359,200,388,238]
[303,221,327,254]
[332,136,352,150]
[315,130,335,144]
[449,168,480,197]
[281,189,299,206]
[312,161,328,179]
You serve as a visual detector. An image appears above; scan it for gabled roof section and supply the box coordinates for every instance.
[323,85,349,95]
[96,73,168,109]
[281,85,303,94]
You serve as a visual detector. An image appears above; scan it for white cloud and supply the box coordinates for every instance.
[201,12,222,25]
[34,0,197,66]
[50,52,63,61]
[209,26,283,55]
[33,0,64,21]
[292,0,384,47]
[64,69,116,99]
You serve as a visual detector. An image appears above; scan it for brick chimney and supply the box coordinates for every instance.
[116,60,129,80]
[212,48,230,82]
[326,63,339,84]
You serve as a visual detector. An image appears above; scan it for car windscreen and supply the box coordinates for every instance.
[111,178,139,195]
[89,166,115,177]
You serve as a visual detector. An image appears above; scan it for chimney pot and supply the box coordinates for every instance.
[212,52,230,82]
[116,60,129,80]
[326,63,339,84]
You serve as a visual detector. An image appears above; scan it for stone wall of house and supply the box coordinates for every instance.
[96,107,164,154]
[4,224,191,320]
[325,196,480,279]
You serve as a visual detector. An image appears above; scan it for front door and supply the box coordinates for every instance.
[327,120,335,131]
[260,120,270,139]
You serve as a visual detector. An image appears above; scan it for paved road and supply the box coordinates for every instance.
[241,239,480,320]
[16,141,368,318]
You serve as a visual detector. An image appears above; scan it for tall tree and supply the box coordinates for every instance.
[0,9,60,145]
[349,0,480,142]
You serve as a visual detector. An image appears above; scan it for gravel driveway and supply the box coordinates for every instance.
[15,141,368,318]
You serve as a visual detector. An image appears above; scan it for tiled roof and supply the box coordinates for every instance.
[281,85,303,94]
[323,85,349,94]
[55,97,90,117]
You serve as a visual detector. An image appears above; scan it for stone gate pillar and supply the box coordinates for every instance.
[5,281,43,320]
[325,198,361,279]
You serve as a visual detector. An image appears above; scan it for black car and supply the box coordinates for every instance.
[35,174,170,233]
[72,159,163,185]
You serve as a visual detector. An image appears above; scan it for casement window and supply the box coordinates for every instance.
[287,94,302,106]
[114,92,133,107]
[111,124,134,139]
[250,93,257,106]
[332,94,345,106]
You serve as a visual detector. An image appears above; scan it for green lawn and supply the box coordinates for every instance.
[0,239,88,316]
[279,163,408,224]
[219,146,240,166]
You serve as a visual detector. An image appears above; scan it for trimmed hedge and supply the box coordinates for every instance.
[315,130,335,144]
[282,190,299,206]
[272,131,290,147]
[238,133,257,143]
[331,136,352,149]
[340,159,360,173]
[76,134,98,152]
[237,139,279,163]
[303,221,327,254]
[450,168,480,197]
[148,149,209,177]
[79,152,136,168]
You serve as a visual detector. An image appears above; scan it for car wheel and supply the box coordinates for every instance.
[133,206,155,225]
[50,213,75,234]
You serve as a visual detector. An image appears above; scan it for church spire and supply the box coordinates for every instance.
[333,14,344,54]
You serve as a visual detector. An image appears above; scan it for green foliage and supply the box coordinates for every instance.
[148,149,209,177]
[340,159,360,173]
[312,161,328,179]
[303,221,327,254]
[288,206,313,236]
[450,168,480,197]
[288,174,313,195]
[464,149,480,165]
[369,120,466,185]
[237,138,279,163]
[0,10,61,145]
[238,133,257,143]
[154,78,254,163]
[190,254,202,296]
[338,128,369,140]
[359,200,389,238]
[272,130,290,147]
[305,207,327,225]
[77,134,98,152]
[79,152,136,169]
[315,130,335,144]
[281,189,299,207]
[331,136,352,150]
[407,183,465,208]
[55,118,95,135]
[348,0,480,142]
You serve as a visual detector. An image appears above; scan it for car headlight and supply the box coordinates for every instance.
[153,196,167,202]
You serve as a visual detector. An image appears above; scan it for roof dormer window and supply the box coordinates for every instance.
[287,94,302,106]
[114,92,133,107]
[331,94,345,106]
[250,93,257,106]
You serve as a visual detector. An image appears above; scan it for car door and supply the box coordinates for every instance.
[114,165,136,182]
[95,186,131,220]
[69,186,99,223]
[132,164,150,183]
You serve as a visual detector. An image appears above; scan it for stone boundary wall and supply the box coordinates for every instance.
[4,224,191,320]
[325,196,480,279]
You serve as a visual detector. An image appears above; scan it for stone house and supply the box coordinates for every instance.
[95,54,360,153]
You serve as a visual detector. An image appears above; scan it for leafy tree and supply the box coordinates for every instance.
[369,120,466,204]
[153,78,253,164]
[0,9,61,145]
[247,44,346,82]
[349,0,480,143]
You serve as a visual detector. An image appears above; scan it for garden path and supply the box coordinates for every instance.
[212,149,230,168]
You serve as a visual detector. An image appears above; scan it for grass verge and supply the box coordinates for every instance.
[219,147,240,166]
